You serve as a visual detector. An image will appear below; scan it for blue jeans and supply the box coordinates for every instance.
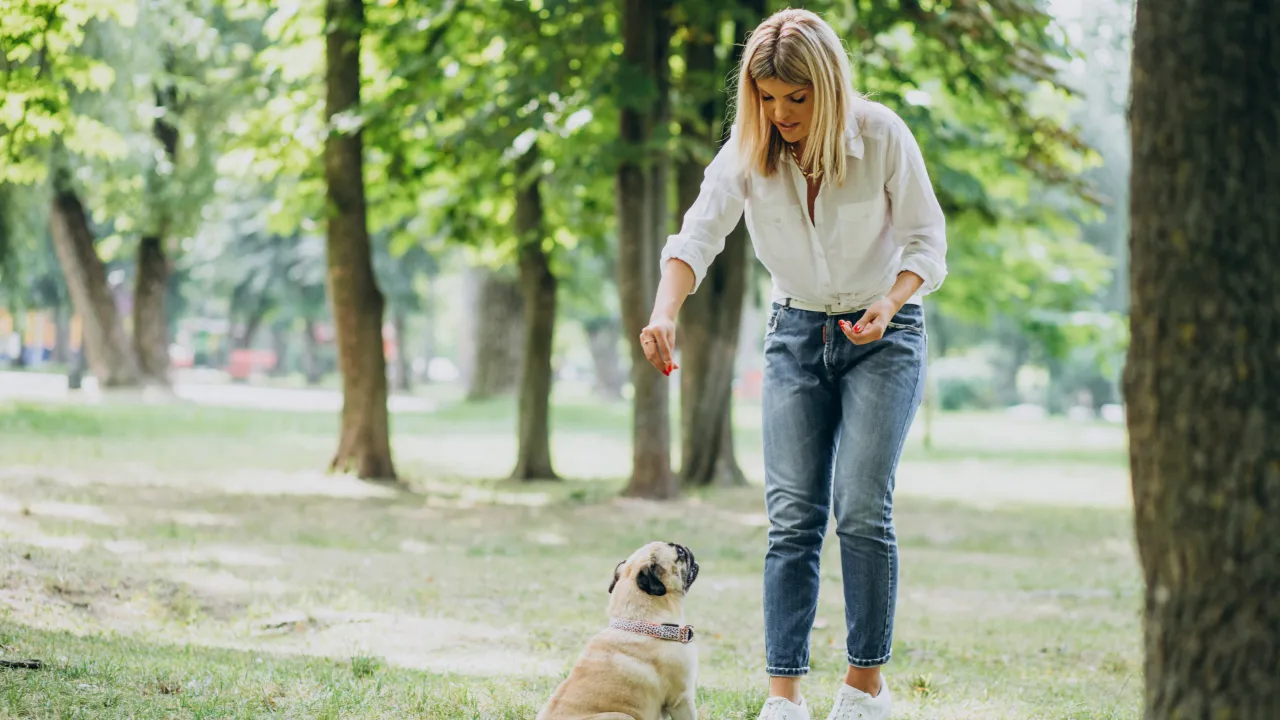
[761,301,927,675]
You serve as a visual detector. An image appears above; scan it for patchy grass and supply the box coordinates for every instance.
[0,394,1138,718]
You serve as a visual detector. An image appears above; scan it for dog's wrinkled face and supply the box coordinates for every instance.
[608,541,699,597]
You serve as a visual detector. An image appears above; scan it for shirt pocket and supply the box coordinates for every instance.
[836,198,886,249]
[747,206,790,273]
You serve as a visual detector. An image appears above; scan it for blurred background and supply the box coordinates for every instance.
[0,1,1143,718]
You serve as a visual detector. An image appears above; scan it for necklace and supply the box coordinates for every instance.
[788,144,821,182]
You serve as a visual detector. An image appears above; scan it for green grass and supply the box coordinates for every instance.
[0,393,1138,718]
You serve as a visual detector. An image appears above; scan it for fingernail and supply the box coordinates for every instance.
[854,325,862,333]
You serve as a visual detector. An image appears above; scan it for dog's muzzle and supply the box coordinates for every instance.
[672,543,699,588]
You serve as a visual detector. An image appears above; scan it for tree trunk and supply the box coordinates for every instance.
[303,318,323,385]
[324,0,397,482]
[133,236,170,384]
[133,77,180,387]
[466,268,523,400]
[679,221,747,487]
[235,300,267,350]
[421,271,436,383]
[269,322,289,377]
[677,6,748,488]
[1126,3,1280,717]
[995,324,1028,406]
[511,144,559,481]
[392,306,411,392]
[53,303,70,365]
[48,170,140,388]
[8,308,26,369]
[585,316,625,400]
[617,0,677,500]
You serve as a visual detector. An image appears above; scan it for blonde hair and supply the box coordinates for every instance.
[731,8,858,186]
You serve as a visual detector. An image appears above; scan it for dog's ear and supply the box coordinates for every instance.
[635,563,667,596]
[608,560,625,594]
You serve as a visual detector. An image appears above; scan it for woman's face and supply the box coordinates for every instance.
[756,77,813,144]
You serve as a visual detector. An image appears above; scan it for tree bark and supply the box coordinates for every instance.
[466,268,523,400]
[677,6,749,488]
[392,305,411,392]
[617,0,677,500]
[48,169,140,388]
[324,0,397,482]
[511,143,559,481]
[1126,2,1280,717]
[133,236,170,384]
[584,316,625,400]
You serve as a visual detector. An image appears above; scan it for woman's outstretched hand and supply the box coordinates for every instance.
[640,316,679,376]
[838,298,900,345]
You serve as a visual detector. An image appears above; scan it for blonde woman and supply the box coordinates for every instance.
[639,9,947,720]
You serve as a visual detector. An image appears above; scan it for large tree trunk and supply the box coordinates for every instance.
[511,143,559,481]
[48,170,140,388]
[1126,3,1279,717]
[677,6,749,488]
[466,268,523,400]
[133,236,170,384]
[617,0,677,500]
[392,305,411,392]
[324,0,397,482]
[584,316,625,400]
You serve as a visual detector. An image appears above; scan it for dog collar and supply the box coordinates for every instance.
[609,618,695,644]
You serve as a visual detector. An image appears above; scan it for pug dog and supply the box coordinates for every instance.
[537,541,700,720]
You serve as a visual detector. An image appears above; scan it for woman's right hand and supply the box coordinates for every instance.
[640,316,679,376]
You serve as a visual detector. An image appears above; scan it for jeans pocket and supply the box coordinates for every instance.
[766,305,786,337]
[886,306,925,334]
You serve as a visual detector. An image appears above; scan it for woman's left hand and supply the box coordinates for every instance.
[838,298,900,345]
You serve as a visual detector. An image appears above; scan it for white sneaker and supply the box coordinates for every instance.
[824,681,892,720]
[758,695,811,720]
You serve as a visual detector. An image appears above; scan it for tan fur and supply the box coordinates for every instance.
[537,542,699,720]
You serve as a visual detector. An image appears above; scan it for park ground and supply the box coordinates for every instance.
[0,379,1140,719]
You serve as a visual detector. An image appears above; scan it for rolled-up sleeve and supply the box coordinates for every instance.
[885,115,947,295]
[659,137,747,294]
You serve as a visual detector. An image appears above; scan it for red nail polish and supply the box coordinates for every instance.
[854,325,862,333]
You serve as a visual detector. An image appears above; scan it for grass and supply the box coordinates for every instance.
[0,388,1139,719]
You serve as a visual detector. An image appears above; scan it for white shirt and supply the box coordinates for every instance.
[660,100,947,309]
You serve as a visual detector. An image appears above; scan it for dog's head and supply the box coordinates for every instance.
[608,541,699,598]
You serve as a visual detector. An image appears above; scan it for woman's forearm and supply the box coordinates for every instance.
[650,259,696,322]
[885,270,925,310]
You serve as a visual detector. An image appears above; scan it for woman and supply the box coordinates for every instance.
[640,9,946,720]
